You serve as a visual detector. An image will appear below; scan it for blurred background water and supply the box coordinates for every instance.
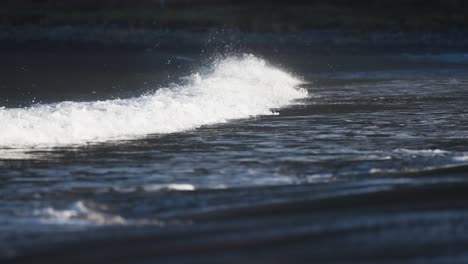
[2,1,468,263]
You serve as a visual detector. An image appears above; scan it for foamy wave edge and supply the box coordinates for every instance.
[0,54,307,147]
[34,201,167,226]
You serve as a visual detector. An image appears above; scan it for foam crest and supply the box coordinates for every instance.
[0,54,306,147]
[34,201,164,226]
[34,201,126,226]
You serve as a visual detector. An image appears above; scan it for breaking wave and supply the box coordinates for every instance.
[0,54,306,147]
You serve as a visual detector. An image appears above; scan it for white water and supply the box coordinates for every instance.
[0,55,307,147]
[34,201,127,226]
[34,201,164,226]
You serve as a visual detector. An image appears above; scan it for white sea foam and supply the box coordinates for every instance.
[454,155,468,162]
[34,201,127,226]
[0,54,307,147]
[143,183,196,192]
[34,201,164,226]
[393,148,449,155]
[110,183,196,193]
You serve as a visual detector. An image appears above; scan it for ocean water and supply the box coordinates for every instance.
[1,49,468,263]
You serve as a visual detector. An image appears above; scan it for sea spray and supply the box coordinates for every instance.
[0,54,307,147]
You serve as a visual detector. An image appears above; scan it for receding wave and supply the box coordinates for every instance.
[0,55,307,147]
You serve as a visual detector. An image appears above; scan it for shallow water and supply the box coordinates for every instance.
[1,49,468,263]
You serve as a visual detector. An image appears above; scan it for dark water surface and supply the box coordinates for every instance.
[1,48,468,263]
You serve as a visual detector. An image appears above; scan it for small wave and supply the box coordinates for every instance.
[34,201,127,226]
[144,183,196,192]
[454,155,468,162]
[393,148,449,155]
[34,201,164,226]
[111,183,196,193]
[0,54,306,147]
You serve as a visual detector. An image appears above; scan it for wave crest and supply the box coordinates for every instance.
[0,54,307,147]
